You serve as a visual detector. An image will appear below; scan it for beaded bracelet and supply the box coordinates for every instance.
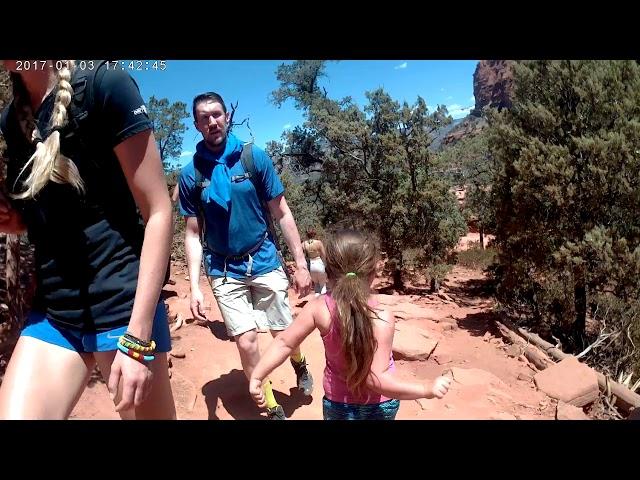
[119,338,156,353]
[117,342,155,362]
[123,332,152,348]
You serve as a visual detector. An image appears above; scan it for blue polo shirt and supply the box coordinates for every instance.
[179,134,285,278]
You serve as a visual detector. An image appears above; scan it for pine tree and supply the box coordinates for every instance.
[271,61,466,289]
[490,61,640,350]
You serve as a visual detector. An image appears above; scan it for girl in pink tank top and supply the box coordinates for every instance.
[249,229,451,420]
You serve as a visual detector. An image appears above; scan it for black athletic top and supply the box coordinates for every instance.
[0,63,153,332]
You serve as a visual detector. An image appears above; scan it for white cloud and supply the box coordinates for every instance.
[283,123,292,130]
[179,150,193,157]
[469,95,475,102]
[394,62,408,70]
[446,95,453,100]
[447,103,473,119]
[440,88,445,92]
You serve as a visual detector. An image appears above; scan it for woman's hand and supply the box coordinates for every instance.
[108,351,154,412]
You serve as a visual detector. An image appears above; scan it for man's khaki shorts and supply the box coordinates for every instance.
[210,267,293,337]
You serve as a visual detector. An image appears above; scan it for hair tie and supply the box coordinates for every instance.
[31,131,43,145]
[345,272,357,278]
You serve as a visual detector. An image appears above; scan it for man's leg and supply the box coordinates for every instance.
[252,268,314,396]
[210,275,285,419]
[234,329,260,379]
[268,329,313,395]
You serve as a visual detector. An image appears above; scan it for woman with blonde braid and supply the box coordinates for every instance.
[0,60,176,419]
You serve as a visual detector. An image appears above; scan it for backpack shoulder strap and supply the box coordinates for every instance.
[66,60,109,136]
[193,154,209,191]
[240,142,262,199]
[192,154,210,243]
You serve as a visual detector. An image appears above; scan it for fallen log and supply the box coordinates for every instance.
[493,321,553,370]
[493,317,640,415]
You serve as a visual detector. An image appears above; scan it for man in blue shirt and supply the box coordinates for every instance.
[179,92,313,420]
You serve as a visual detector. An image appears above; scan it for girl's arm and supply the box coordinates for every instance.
[249,297,319,406]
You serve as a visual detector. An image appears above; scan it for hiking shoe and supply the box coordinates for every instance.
[291,357,314,396]
[266,405,286,420]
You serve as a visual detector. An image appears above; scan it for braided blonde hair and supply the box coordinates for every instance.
[11,60,85,199]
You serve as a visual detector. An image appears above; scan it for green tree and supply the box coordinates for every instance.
[489,60,640,351]
[271,61,466,290]
[271,60,328,110]
[439,132,494,248]
[264,140,323,262]
[147,96,189,172]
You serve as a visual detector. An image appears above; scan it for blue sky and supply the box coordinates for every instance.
[129,60,478,168]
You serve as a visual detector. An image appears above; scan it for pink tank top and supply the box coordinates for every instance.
[322,293,395,404]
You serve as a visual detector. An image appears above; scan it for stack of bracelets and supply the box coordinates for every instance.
[117,332,156,362]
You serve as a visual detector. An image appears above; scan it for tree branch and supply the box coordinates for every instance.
[228,101,239,127]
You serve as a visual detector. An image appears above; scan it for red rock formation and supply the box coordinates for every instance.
[471,60,514,116]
